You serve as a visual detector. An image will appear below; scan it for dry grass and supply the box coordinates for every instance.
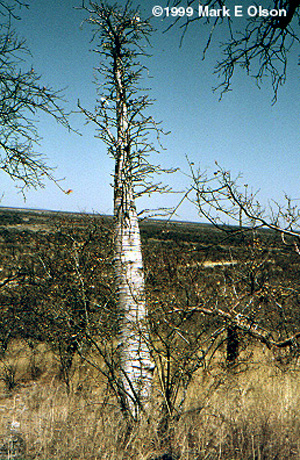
[174,347,300,459]
[0,342,298,459]
[1,210,300,459]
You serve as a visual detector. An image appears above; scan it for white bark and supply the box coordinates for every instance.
[113,54,153,417]
[80,3,158,419]
[114,189,152,415]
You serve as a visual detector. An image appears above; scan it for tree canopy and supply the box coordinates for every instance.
[169,0,300,100]
[0,0,70,193]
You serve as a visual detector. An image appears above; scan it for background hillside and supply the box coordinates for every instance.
[0,207,299,459]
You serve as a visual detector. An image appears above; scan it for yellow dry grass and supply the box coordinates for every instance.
[0,341,299,459]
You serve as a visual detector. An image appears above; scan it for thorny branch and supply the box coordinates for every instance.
[0,0,71,193]
[168,0,300,101]
[77,1,175,202]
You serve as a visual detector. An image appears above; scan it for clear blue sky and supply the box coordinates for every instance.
[1,0,300,222]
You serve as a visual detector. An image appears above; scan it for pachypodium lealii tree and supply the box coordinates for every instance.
[79,1,168,419]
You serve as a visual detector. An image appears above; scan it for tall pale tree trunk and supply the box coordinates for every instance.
[79,2,160,418]
[113,56,152,418]
[113,181,152,416]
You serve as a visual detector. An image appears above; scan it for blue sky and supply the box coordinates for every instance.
[1,0,300,222]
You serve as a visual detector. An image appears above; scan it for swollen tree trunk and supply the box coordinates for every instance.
[113,54,152,419]
[114,181,152,417]
[79,2,159,419]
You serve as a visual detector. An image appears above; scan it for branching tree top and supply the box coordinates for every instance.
[0,0,71,193]
[168,0,300,101]
[78,1,174,203]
